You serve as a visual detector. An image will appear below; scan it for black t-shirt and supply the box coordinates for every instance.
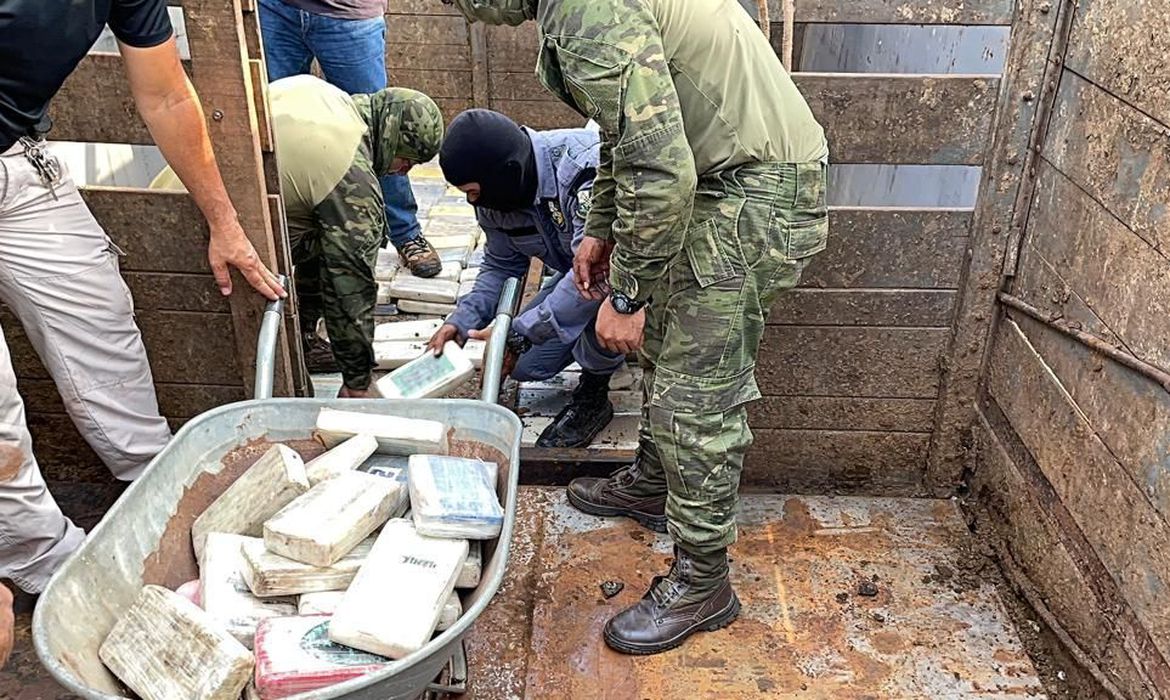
[0,0,173,151]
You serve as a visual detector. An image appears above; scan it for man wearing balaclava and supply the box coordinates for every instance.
[154,74,444,397]
[442,0,830,655]
[426,109,622,449]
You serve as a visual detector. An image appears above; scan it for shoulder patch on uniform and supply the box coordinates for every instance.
[576,188,593,217]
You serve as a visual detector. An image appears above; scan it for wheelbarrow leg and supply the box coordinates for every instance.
[424,639,469,697]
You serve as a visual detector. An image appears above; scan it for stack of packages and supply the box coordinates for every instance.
[97,407,503,700]
[378,224,484,318]
[371,319,486,375]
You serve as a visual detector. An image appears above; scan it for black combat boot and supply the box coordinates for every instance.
[604,546,739,655]
[302,332,339,374]
[535,370,614,449]
[566,459,667,532]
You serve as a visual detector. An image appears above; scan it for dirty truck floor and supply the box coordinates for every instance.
[2,488,1044,699]
[466,487,1043,699]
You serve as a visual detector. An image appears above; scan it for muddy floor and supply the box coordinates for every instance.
[5,487,1057,699]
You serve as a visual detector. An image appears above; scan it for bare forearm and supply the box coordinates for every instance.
[138,77,239,231]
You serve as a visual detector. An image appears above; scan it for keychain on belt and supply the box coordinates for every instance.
[19,136,62,200]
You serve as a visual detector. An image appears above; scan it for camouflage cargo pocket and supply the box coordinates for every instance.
[782,162,829,260]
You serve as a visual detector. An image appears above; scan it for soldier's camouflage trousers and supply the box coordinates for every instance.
[637,160,829,554]
[293,151,386,390]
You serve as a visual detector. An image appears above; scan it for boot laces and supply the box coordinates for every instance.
[400,237,432,261]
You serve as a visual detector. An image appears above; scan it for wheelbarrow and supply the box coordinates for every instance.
[32,277,525,700]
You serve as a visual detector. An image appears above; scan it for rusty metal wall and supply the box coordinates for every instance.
[970,0,1170,695]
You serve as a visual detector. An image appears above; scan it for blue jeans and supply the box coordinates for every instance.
[258,0,421,248]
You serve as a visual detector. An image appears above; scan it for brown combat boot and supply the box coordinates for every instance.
[567,460,667,533]
[302,332,339,374]
[396,236,442,278]
[604,546,740,655]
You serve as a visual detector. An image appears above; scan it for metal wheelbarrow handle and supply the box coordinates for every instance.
[254,275,288,401]
[252,274,522,405]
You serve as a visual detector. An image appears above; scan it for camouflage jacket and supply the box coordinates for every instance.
[534,0,827,303]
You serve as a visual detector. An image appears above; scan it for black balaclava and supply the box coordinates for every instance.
[439,109,537,212]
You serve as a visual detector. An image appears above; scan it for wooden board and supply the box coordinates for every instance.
[391,69,474,100]
[748,396,936,433]
[988,318,1170,658]
[1018,161,1170,367]
[769,289,956,327]
[16,377,244,421]
[773,0,1014,24]
[755,326,948,398]
[184,0,292,396]
[924,0,1067,492]
[489,73,999,164]
[486,99,587,130]
[1007,312,1170,524]
[50,54,151,144]
[797,73,1000,165]
[81,188,211,274]
[1064,0,1170,128]
[971,406,1170,697]
[387,42,470,72]
[800,208,971,289]
[743,428,928,494]
[122,273,232,314]
[3,306,242,386]
[385,15,468,44]
[386,0,460,13]
[1042,71,1170,254]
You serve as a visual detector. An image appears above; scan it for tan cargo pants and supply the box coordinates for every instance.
[0,140,172,593]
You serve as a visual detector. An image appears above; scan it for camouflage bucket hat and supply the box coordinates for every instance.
[355,87,445,173]
[442,0,535,26]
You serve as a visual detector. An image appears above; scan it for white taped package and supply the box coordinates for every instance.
[374,318,444,342]
[329,520,468,659]
[200,534,297,649]
[372,340,428,370]
[388,274,459,304]
[304,433,378,486]
[397,299,457,315]
[315,407,447,454]
[375,341,474,399]
[395,261,462,282]
[99,585,254,700]
[408,455,503,539]
[455,540,482,589]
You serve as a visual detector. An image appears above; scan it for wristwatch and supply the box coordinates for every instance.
[609,290,646,315]
[505,329,532,355]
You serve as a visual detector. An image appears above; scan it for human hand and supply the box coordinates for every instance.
[573,237,615,300]
[596,297,645,354]
[468,325,518,377]
[427,323,463,356]
[207,220,286,300]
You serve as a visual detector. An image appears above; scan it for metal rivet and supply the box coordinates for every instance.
[1022,91,1036,102]
[1039,2,1052,13]
[212,110,224,121]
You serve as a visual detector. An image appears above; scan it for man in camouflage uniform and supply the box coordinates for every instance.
[155,74,444,396]
[444,0,829,654]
